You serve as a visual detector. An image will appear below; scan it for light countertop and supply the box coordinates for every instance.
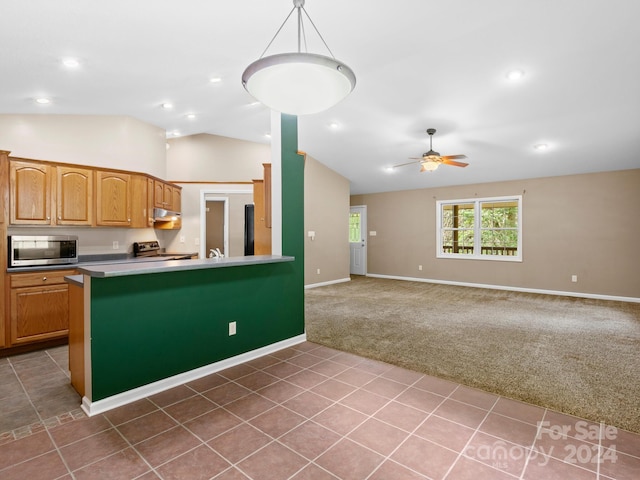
[75,255,295,278]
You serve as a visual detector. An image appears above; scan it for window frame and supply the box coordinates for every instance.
[436,195,522,262]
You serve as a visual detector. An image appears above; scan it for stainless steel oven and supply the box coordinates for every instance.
[8,235,79,267]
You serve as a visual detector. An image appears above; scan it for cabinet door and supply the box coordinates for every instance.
[10,160,52,224]
[130,175,150,228]
[163,183,173,209]
[253,179,271,255]
[10,284,69,345]
[147,177,155,226]
[96,171,131,226]
[172,186,181,212]
[154,180,165,208]
[56,166,94,225]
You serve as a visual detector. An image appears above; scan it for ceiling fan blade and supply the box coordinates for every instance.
[442,159,469,167]
[441,154,467,160]
[392,160,422,168]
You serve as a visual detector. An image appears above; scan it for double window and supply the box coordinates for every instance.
[436,195,522,261]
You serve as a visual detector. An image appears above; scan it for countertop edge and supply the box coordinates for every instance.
[76,255,296,278]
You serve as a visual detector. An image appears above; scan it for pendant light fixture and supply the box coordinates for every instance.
[242,0,356,115]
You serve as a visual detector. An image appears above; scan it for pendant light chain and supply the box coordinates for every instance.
[259,6,297,59]
[258,2,336,59]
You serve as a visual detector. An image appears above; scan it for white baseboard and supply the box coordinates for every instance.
[305,277,351,289]
[82,334,307,416]
[366,274,640,303]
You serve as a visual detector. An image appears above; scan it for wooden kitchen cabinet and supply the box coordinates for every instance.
[154,180,175,209]
[253,179,271,255]
[9,269,75,345]
[130,175,153,228]
[56,166,93,225]
[172,186,181,212]
[10,160,53,225]
[96,170,131,226]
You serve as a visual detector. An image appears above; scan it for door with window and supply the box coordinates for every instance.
[349,206,367,275]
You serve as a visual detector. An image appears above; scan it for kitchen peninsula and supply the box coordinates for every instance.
[69,254,303,415]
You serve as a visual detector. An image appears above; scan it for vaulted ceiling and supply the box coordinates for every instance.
[2,0,638,194]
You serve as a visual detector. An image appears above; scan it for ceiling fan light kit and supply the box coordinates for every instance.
[393,128,469,173]
[241,0,356,115]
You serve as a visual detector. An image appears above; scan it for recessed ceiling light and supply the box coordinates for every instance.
[186,113,196,119]
[248,101,261,106]
[328,122,339,129]
[210,77,222,83]
[264,133,271,139]
[34,97,51,105]
[385,167,395,173]
[506,69,525,80]
[161,103,173,110]
[62,58,80,68]
[533,143,549,151]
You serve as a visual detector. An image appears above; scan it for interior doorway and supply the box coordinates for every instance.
[203,198,228,258]
[199,187,254,259]
[349,205,367,275]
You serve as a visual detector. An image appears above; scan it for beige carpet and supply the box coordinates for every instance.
[305,276,640,433]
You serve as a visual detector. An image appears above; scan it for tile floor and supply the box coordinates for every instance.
[1,342,639,480]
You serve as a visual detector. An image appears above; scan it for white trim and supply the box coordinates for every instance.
[81,334,307,416]
[271,110,282,256]
[366,273,640,303]
[305,277,351,289]
[199,186,253,259]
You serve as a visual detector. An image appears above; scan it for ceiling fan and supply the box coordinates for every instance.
[393,128,468,172]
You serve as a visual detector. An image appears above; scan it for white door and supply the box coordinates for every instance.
[349,206,367,275]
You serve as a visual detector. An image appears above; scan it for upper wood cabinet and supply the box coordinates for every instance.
[95,171,131,226]
[6,156,181,229]
[130,175,153,228]
[253,179,271,255]
[172,186,181,212]
[10,160,52,225]
[56,166,93,225]
[154,180,176,210]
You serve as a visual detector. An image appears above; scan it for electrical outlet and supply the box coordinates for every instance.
[112,241,119,250]
[180,235,185,243]
[370,231,377,236]
[571,275,578,283]
[418,265,423,271]
[229,321,236,336]
[194,238,200,246]
[316,268,321,275]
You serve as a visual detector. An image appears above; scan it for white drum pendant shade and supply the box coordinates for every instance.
[242,53,356,116]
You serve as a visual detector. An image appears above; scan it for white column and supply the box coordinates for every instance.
[270,110,283,255]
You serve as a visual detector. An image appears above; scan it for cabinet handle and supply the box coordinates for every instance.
[58,216,61,220]
[42,276,47,281]
[46,216,50,220]
[128,218,131,222]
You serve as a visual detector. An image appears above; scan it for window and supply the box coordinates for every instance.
[349,211,362,243]
[436,195,522,261]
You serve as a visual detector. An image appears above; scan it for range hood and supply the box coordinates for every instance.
[153,208,181,222]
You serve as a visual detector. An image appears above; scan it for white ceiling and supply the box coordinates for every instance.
[2,0,639,194]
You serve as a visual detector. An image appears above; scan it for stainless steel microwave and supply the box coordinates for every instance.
[8,235,79,267]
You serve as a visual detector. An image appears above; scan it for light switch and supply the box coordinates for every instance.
[369,231,377,236]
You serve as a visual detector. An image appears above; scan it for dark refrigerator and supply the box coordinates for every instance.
[244,204,254,256]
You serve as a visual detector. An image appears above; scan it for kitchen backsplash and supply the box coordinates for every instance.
[7,227,164,255]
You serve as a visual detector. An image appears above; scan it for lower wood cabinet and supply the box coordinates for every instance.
[9,269,75,345]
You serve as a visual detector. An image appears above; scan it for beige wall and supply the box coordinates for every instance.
[352,169,640,299]
[304,155,350,286]
[167,135,352,286]
[0,114,166,177]
[1,114,167,255]
[166,133,269,182]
